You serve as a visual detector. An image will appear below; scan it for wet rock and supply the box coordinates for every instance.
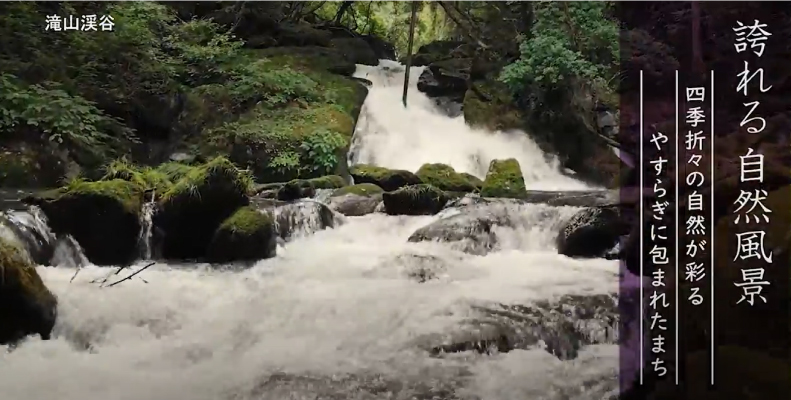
[327,193,383,217]
[557,206,629,259]
[407,202,515,255]
[0,208,56,266]
[350,164,422,192]
[207,206,276,263]
[24,179,143,266]
[417,58,471,101]
[409,40,466,66]
[415,163,479,193]
[426,294,618,361]
[0,238,58,345]
[273,200,340,241]
[276,179,316,201]
[383,185,449,216]
[480,158,527,199]
[156,157,251,260]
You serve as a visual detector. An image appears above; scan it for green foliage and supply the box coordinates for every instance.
[300,128,347,174]
[0,74,135,161]
[499,2,619,101]
[165,18,244,86]
[160,156,254,205]
[480,158,527,199]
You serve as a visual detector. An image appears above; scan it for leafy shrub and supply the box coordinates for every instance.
[0,74,135,161]
[300,128,346,175]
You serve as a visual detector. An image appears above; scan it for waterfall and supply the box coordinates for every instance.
[0,60,623,400]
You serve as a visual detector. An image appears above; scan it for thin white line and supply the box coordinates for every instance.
[639,69,644,386]
[710,70,715,386]
[675,69,680,385]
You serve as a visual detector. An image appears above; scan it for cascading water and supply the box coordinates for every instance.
[0,61,622,400]
[349,60,593,191]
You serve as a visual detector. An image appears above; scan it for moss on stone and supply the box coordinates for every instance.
[207,206,276,263]
[160,156,254,206]
[101,159,174,197]
[462,80,524,131]
[0,238,58,344]
[156,156,253,260]
[308,175,347,189]
[460,172,484,189]
[382,184,449,216]
[276,179,316,201]
[415,163,478,193]
[349,164,422,192]
[331,183,384,197]
[480,158,527,199]
[60,178,144,215]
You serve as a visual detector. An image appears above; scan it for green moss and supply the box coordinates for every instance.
[276,178,316,201]
[101,159,173,196]
[415,163,478,192]
[155,161,194,183]
[480,158,527,199]
[349,164,422,191]
[382,184,449,216]
[207,205,276,263]
[331,183,384,197]
[0,239,52,305]
[217,206,272,236]
[463,80,524,131]
[308,175,347,189]
[460,172,484,189]
[160,156,254,205]
[59,178,144,214]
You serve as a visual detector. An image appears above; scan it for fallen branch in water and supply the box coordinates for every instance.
[90,264,129,287]
[105,262,156,288]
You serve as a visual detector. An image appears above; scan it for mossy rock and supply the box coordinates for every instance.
[156,157,253,260]
[331,183,384,197]
[382,184,449,216]
[100,159,178,200]
[480,158,527,199]
[349,164,422,192]
[197,51,368,183]
[308,175,347,189]
[415,163,479,193]
[0,238,58,344]
[460,172,484,189]
[276,179,316,201]
[207,206,276,263]
[26,179,144,265]
[273,23,332,47]
[462,80,524,131]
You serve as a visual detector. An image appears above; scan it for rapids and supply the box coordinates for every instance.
[0,60,624,400]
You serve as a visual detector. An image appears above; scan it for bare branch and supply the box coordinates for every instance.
[106,262,156,288]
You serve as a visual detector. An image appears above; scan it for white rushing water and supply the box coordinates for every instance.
[0,60,621,400]
[350,60,592,191]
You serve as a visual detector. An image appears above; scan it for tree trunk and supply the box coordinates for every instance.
[402,1,419,107]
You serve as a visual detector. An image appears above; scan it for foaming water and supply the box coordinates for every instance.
[1,210,619,400]
[351,60,592,191]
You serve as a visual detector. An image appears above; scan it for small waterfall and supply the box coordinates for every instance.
[51,235,89,269]
[312,188,335,203]
[271,200,343,241]
[0,206,58,265]
[137,200,157,260]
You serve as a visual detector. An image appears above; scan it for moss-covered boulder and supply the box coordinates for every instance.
[100,159,177,200]
[415,163,479,193]
[25,179,144,265]
[156,157,253,260]
[207,206,276,263]
[480,158,527,199]
[331,183,383,197]
[463,80,524,132]
[308,175,347,189]
[350,164,422,191]
[382,184,449,216]
[276,179,316,201]
[0,239,58,344]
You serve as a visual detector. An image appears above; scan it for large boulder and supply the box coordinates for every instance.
[276,179,317,201]
[415,163,479,193]
[156,157,253,260]
[328,183,384,217]
[0,239,58,344]
[410,40,467,66]
[556,206,628,259]
[349,164,422,191]
[480,158,527,199]
[360,34,396,61]
[24,179,144,265]
[207,206,276,263]
[273,200,340,241]
[417,58,471,101]
[382,184,449,216]
[330,37,378,66]
[273,23,332,47]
